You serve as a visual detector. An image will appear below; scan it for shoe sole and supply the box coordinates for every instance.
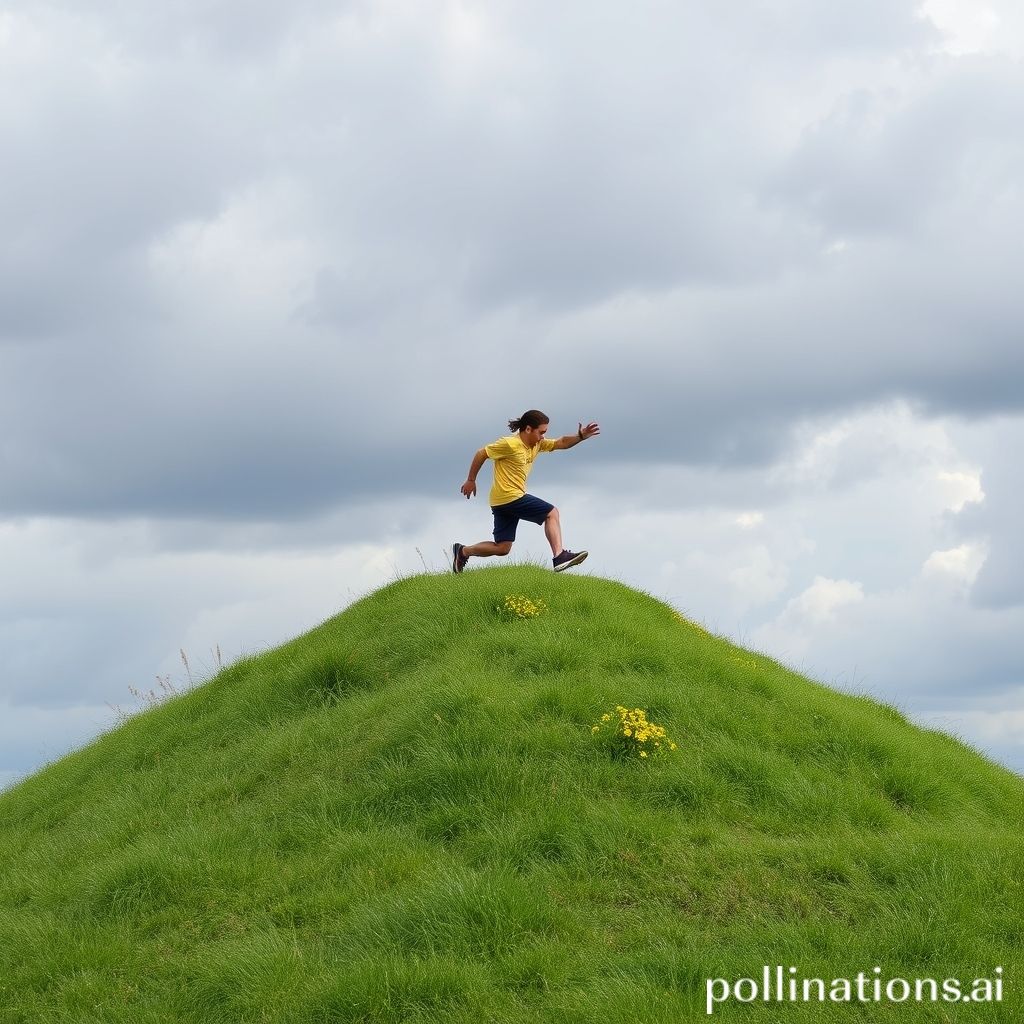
[553,551,588,572]
[452,543,463,573]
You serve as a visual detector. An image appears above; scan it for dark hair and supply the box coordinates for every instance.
[508,409,550,432]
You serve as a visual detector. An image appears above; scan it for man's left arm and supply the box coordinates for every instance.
[553,421,600,450]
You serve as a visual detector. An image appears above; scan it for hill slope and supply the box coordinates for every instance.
[1,566,1021,1022]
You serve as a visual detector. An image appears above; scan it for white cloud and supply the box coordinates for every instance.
[770,402,975,495]
[921,542,987,584]
[936,468,984,511]
[791,576,865,624]
[918,0,1010,55]
[147,177,320,329]
[727,546,790,614]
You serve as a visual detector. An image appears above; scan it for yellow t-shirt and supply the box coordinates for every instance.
[484,434,558,506]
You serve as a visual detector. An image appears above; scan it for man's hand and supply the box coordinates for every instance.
[578,421,600,440]
[461,480,477,499]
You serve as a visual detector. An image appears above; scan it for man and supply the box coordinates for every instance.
[452,409,600,573]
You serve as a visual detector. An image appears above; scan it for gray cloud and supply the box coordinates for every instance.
[773,57,1024,233]
[3,1,1022,522]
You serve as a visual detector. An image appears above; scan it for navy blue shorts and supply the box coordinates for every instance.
[491,493,555,543]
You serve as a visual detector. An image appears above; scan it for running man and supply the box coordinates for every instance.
[452,409,600,573]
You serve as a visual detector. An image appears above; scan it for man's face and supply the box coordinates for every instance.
[523,423,549,446]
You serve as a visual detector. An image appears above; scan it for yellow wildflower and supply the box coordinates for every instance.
[590,704,680,762]
[500,594,548,619]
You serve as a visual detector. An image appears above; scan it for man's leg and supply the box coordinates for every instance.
[463,540,513,557]
[544,506,588,571]
[544,507,562,557]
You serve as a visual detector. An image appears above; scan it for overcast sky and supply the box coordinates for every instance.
[3,0,1023,788]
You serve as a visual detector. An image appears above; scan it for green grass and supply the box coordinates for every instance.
[1,565,1021,1022]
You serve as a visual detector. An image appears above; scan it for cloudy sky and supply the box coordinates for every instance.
[3,0,1023,788]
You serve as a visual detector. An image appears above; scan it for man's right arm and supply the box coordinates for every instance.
[461,448,487,498]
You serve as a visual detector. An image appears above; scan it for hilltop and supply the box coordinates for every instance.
[0,566,1021,1022]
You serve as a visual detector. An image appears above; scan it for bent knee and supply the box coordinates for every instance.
[546,506,559,519]
[497,541,513,555]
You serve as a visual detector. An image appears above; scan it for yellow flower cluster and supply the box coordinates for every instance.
[591,705,678,760]
[501,594,548,619]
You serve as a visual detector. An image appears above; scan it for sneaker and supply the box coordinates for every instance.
[452,542,469,574]
[552,549,588,572]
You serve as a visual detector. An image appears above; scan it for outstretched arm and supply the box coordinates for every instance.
[461,448,487,498]
[554,421,600,450]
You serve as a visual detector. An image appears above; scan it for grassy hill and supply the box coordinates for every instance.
[1,565,1021,1022]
